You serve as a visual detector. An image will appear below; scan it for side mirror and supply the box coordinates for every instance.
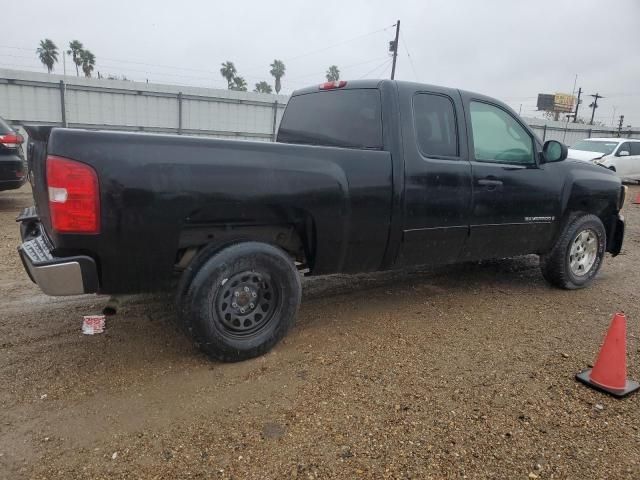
[542,140,568,163]
[618,150,630,157]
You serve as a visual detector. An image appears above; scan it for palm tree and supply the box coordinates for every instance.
[254,81,273,94]
[36,39,59,73]
[67,40,84,76]
[220,61,237,89]
[231,76,247,91]
[269,59,286,94]
[80,50,96,78]
[326,65,340,82]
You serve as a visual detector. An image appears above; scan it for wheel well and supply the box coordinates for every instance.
[175,224,314,271]
[555,208,617,253]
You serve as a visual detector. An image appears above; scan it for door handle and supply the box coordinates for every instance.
[477,178,503,189]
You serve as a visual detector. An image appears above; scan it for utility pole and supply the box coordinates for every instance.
[618,115,624,136]
[588,93,603,125]
[573,87,582,123]
[390,20,400,80]
[611,106,617,127]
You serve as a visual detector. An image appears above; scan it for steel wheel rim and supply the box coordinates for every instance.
[214,271,279,337]
[569,228,598,277]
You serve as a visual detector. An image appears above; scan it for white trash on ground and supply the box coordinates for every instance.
[82,315,106,335]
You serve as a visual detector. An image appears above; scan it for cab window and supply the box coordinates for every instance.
[413,93,458,157]
[470,101,534,165]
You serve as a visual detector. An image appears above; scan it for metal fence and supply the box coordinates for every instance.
[524,116,640,145]
[0,68,288,143]
[2,68,639,149]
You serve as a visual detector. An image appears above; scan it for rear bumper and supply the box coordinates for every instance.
[17,214,99,296]
[0,177,27,191]
[607,213,624,256]
[0,154,27,191]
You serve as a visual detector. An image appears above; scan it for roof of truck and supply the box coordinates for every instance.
[291,79,461,96]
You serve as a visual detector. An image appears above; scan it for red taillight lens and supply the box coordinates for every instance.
[0,133,23,147]
[46,155,100,234]
[319,80,347,90]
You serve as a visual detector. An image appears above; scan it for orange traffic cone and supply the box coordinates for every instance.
[576,312,639,398]
[633,192,640,204]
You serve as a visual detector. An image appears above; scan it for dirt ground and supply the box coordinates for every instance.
[1,185,640,480]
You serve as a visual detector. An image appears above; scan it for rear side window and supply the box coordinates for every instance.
[0,117,12,134]
[413,93,458,157]
[630,142,640,156]
[277,89,382,150]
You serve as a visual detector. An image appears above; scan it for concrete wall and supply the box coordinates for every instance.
[0,68,288,143]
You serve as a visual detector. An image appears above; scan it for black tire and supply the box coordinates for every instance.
[177,242,301,362]
[540,213,606,289]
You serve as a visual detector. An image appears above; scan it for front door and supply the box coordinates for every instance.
[461,97,562,260]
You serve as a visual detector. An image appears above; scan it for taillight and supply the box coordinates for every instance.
[46,155,100,234]
[319,80,347,90]
[0,133,23,147]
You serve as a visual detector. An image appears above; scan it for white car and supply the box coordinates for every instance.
[568,138,640,181]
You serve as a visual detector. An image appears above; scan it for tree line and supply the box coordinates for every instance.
[36,38,342,93]
[37,39,95,77]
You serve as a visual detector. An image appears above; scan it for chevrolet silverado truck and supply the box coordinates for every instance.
[17,80,626,361]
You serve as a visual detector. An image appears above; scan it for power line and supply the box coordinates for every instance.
[359,58,392,79]
[284,25,394,63]
[1,27,397,88]
[241,25,395,76]
[286,56,389,81]
[399,30,419,81]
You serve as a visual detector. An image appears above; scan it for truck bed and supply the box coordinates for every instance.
[25,127,393,293]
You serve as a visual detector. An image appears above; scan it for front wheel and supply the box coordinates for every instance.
[540,214,606,289]
[177,242,301,362]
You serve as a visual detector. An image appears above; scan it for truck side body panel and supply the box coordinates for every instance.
[32,130,393,293]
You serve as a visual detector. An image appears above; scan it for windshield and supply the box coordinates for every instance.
[570,140,618,155]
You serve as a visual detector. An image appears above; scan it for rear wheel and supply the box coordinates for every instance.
[540,214,606,289]
[177,242,301,362]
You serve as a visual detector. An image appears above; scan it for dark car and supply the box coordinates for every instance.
[0,117,27,191]
[17,80,626,361]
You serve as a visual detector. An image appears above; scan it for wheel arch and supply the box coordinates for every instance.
[175,219,317,273]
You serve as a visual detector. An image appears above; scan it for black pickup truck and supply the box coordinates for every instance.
[18,80,626,361]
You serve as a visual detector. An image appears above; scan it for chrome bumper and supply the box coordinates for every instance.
[18,232,99,296]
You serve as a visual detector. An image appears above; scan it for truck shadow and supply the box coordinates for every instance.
[301,255,541,302]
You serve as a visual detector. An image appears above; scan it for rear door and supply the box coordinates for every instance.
[460,95,561,260]
[397,86,472,266]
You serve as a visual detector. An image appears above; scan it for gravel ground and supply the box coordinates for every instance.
[1,184,639,479]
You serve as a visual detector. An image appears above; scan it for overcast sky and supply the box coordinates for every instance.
[3,0,639,126]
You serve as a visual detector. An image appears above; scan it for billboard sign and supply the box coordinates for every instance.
[553,93,575,112]
[537,94,555,111]
[537,93,576,113]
